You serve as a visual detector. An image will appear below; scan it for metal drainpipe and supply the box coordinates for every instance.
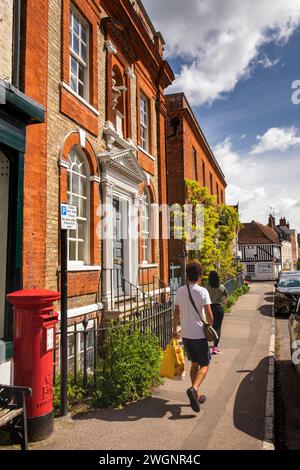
[164,109,171,286]
[12,0,21,89]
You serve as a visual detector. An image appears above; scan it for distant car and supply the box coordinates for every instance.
[274,272,300,316]
[289,298,300,375]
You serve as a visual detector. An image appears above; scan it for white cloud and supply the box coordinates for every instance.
[257,55,280,69]
[143,0,300,105]
[251,127,300,154]
[214,137,300,231]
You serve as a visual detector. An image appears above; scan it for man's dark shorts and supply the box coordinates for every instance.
[182,338,211,366]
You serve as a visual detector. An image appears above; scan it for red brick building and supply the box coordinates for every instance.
[166,93,227,265]
[0,0,175,383]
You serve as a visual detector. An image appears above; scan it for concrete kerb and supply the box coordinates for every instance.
[262,287,275,450]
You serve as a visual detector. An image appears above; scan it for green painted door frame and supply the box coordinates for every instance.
[0,81,45,344]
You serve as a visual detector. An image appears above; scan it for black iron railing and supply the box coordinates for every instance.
[53,300,173,389]
[102,267,170,316]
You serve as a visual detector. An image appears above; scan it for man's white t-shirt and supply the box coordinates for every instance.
[175,284,211,339]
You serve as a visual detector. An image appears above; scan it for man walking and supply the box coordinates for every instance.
[173,262,213,413]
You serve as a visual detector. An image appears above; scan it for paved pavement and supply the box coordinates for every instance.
[275,312,300,449]
[25,282,274,450]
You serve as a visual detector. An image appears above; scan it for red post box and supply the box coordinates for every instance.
[7,289,60,441]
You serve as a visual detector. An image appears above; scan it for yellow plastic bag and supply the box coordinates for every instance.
[160,339,185,379]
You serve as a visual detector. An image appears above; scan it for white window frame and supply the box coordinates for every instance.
[140,92,150,152]
[67,147,90,266]
[141,190,151,264]
[69,6,90,101]
[247,264,255,274]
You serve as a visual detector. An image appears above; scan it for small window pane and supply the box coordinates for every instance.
[72,174,79,194]
[80,177,87,196]
[79,198,86,218]
[78,242,84,261]
[71,57,77,74]
[70,74,77,93]
[73,34,79,55]
[78,63,84,82]
[69,241,76,261]
[81,43,87,63]
[78,82,84,98]
[78,221,85,240]
[69,229,76,239]
[73,15,80,35]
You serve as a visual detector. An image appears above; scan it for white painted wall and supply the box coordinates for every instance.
[0,360,13,385]
[243,262,280,281]
[281,240,293,271]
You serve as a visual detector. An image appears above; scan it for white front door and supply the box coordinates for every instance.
[0,152,9,338]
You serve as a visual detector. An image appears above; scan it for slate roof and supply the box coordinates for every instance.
[239,221,281,245]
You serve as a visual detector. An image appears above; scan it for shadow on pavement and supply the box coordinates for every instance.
[233,357,269,441]
[73,397,197,422]
[258,304,273,317]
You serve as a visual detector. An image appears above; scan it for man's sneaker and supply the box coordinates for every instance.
[186,387,200,412]
[198,395,206,404]
[212,346,220,354]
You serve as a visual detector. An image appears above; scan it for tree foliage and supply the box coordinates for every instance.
[183,179,242,281]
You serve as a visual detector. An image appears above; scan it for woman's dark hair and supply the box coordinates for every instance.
[209,270,220,288]
[186,262,203,282]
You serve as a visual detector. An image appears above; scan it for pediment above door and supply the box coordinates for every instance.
[98,148,146,184]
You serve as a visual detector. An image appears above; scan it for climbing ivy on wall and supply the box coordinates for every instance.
[182,179,242,281]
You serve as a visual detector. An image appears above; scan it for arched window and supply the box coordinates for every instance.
[141,189,151,264]
[67,147,89,264]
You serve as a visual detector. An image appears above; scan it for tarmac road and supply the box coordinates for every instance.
[275,311,300,450]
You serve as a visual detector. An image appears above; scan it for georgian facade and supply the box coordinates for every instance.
[49,0,174,320]
[0,0,174,383]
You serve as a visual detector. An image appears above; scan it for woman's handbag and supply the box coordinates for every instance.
[186,284,219,343]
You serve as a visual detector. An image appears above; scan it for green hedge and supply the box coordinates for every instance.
[93,323,163,408]
[53,322,164,413]
[224,284,250,312]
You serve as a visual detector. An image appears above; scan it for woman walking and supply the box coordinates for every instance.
[207,271,228,354]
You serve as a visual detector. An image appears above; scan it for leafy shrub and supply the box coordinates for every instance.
[225,284,250,312]
[93,322,163,408]
[53,372,87,416]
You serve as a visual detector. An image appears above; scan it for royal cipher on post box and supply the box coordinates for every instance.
[7,289,60,441]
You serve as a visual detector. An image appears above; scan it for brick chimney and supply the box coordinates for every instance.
[279,217,286,226]
[279,217,290,228]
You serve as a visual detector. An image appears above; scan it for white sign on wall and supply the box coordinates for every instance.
[60,204,77,230]
[258,263,273,273]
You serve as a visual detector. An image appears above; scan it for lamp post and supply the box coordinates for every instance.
[179,242,187,285]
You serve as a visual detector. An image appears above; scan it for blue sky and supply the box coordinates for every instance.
[143,0,300,231]
[188,30,300,151]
